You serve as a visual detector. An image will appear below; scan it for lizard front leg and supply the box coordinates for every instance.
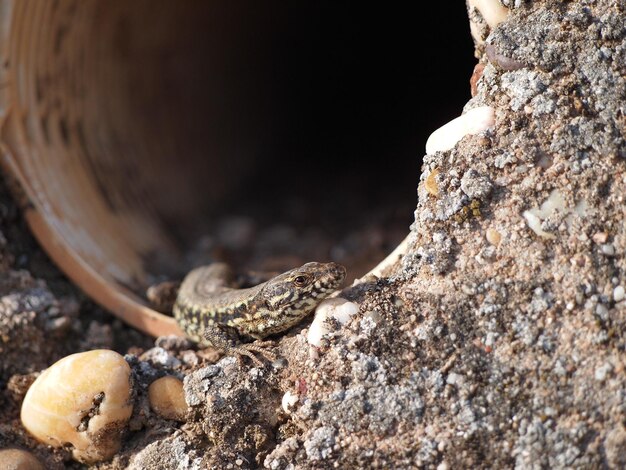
[203,323,277,366]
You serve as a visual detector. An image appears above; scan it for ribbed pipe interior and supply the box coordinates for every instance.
[0,1,473,299]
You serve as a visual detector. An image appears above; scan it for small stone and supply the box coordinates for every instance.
[601,244,615,256]
[180,350,199,367]
[468,0,509,28]
[140,347,182,368]
[309,346,320,360]
[20,350,133,464]
[281,391,299,414]
[127,435,203,470]
[446,373,464,386]
[460,169,493,199]
[44,316,72,334]
[523,211,555,240]
[425,168,440,197]
[486,228,502,246]
[148,376,188,421]
[308,298,359,347]
[425,106,495,155]
[523,190,569,240]
[470,63,485,97]
[468,0,510,44]
[592,232,608,244]
[595,304,609,321]
[595,363,613,382]
[605,426,626,469]
[0,448,44,470]
[613,286,625,302]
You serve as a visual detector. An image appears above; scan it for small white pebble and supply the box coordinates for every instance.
[596,304,609,320]
[532,190,566,218]
[308,346,320,361]
[437,461,450,470]
[595,363,613,382]
[180,350,199,367]
[468,0,510,45]
[142,347,182,368]
[307,298,359,347]
[543,407,557,417]
[601,244,615,256]
[523,211,555,240]
[365,310,382,324]
[425,106,495,155]
[522,190,568,239]
[573,199,588,217]
[613,286,625,302]
[468,0,509,28]
[446,373,464,386]
[281,391,299,413]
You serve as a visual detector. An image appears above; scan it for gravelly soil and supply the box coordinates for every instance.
[1,1,626,469]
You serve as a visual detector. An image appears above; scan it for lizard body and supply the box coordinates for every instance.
[173,262,346,361]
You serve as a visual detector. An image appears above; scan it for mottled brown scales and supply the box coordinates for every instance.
[174,262,346,363]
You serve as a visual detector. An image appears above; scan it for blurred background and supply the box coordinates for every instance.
[164,2,477,222]
[2,1,477,285]
[165,2,477,274]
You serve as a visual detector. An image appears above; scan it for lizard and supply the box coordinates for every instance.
[172,261,346,364]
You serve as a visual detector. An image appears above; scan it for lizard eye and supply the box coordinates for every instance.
[293,275,309,287]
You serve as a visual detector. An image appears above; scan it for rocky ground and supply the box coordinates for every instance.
[1,1,626,469]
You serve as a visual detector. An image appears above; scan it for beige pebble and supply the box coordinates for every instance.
[486,228,502,246]
[20,350,133,464]
[148,376,188,421]
[425,106,495,155]
[470,63,485,97]
[592,232,608,244]
[425,168,440,196]
[307,298,359,347]
[0,448,44,470]
[468,0,510,45]
[469,0,509,28]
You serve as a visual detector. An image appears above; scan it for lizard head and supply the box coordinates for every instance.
[259,262,346,314]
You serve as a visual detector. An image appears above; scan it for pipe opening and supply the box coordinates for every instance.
[0,0,474,335]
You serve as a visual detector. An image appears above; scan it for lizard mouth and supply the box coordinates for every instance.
[0,2,471,337]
